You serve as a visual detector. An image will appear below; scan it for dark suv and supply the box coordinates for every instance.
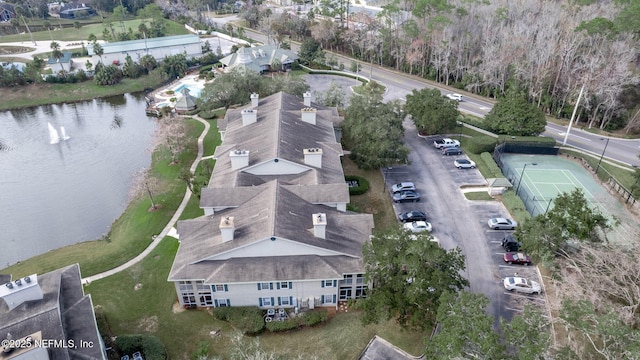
[442,147,463,156]
[501,234,522,252]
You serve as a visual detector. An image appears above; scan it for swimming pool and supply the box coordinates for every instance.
[173,83,204,98]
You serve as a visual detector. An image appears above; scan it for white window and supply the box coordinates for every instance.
[323,294,334,304]
[182,293,195,305]
[179,281,193,291]
[215,284,225,292]
[260,282,270,290]
[324,280,333,287]
[216,299,229,307]
[356,274,365,284]
[196,281,208,291]
[356,286,367,298]
[279,282,289,289]
[262,297,272,306]
[199,294,213,306]
[280,297,291,306]
[343,275,353,284]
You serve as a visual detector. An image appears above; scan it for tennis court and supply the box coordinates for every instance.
[501,154,639,244]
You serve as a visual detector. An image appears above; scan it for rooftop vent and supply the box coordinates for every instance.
[312,213,327,239]
[229,150,250,170]
[250,93,259,108]
[0,274,43,311]
[301,108,317,125]
[220,216,235,242]
[303,92,312,107]
[241,109,258,126]
[303,148,323,168]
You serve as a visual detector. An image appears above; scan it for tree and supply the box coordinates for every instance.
[160,53,188,79]
[517,188,613,263]
[361,227,468,330]
[426,291,504,359]
[313,81,346,108]
[343,86,409,169]
[155,117,187,164]
[484,90,547,136]
[502,305,552,360]
[94,64,123,85]
[405,88,459,135]
[122,54,141,79]
[298,38,325,65]
[92,42,104,64]
[49,41,63,64]
[139,54,157,73]
[129,167,160,211]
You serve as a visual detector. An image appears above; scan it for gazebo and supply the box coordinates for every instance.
[174,88,197,114]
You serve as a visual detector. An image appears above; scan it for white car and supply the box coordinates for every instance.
[454,159,476,169]
[488,217,518,230]
[503,277,542,294]
[404,221,432,233]
[446,93,463,101]
[391,182,416,193]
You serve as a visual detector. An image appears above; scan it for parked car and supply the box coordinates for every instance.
[391,182,416,193]
[398,211,428,222]
[503,252,532,265]
[454,159,476,169]
[433,137,460,149]
[404,221,432,233]
[446,93,463,101]
[501,234,522,252]
[393,190,421,203]
[503,277,541,294]
[442,147,463,156]
[488,217,518,230]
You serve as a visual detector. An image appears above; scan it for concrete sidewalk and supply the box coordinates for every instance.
[82,115,210,285]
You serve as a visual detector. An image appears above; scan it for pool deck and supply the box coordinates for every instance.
[147,72,212,110]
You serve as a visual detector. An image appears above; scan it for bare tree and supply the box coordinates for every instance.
[154,116,187,165]
[129,167,161,211]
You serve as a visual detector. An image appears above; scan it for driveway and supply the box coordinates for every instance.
[383,121,547,322]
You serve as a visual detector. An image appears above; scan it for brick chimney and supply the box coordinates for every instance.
[303,92,312,106]
[220,216,235,242]
[312,213,327,239]
[241,109,257,126]
[301,108,317,125]
[250,93,259,108]
[229,150,249,170]
[303,148,323,168]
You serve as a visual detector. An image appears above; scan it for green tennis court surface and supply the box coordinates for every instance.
[501,154,639,244]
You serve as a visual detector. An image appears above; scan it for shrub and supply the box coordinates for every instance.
[480,152,504,178]
[212,307,265,334]
[301,309,328,327]
[466,136,498,154]
[501,189,532,224]
[345,175,369,195]
[265,318,299,332]
[166,90,175,95]
[115,335,167,360]
[199,64,214,74]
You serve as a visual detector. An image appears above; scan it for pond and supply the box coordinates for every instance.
[0,93,157,268]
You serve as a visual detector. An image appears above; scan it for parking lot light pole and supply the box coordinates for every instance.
[595,138,610,175]
[516,163,537,195]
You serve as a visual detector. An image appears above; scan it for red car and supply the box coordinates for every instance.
[503,252,532,266]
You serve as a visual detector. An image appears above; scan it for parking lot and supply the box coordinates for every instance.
[383,121,548,321]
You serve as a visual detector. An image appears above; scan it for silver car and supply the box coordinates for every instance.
[503,277,541,294]
[488,217,518,230]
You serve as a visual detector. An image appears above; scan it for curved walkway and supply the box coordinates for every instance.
[82,115,211,284]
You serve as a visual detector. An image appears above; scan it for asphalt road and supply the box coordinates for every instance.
[244,29,640,167]
[386,121,547,323]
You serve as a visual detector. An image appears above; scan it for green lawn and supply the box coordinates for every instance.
[0,19,189,43]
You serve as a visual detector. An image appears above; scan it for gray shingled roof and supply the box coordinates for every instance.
[175,88,197,111]
[219,45,298,73]
[0,264,104,360]
[169,180,373,282]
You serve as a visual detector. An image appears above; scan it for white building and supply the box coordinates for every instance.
[87,34,202,66]
[168,92,374,310]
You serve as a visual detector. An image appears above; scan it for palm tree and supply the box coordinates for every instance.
[50,41,63,63]
[92,42,104,64]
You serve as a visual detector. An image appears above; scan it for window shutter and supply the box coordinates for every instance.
[333,280,337,287]
[224,284,228,292]
[288,282,292,289]
[289,296,293,305]
[277,282,280,290]
[321,281,325,288]
[227,299,230,306]
[258,283,262,291]
[259,298,263,307]
[214,299,219,307]
[321,295,325,303]
[333,294,337,303]
[271,297,274,305]
[278,297,281,306]
[211,285,216,292]
[269,283,273,290]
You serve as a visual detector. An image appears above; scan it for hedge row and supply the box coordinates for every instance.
[345,175,370,195]
[465,136,498,154]
[265,309,329,332]
[480,152,504,178]
[115,335,167,360]
[212,306,264,334]
[501,189,532,224]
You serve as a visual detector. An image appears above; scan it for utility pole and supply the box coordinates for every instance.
[562,84,585,146]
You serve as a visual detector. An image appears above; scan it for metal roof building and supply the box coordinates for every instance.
[87,34,202,66]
